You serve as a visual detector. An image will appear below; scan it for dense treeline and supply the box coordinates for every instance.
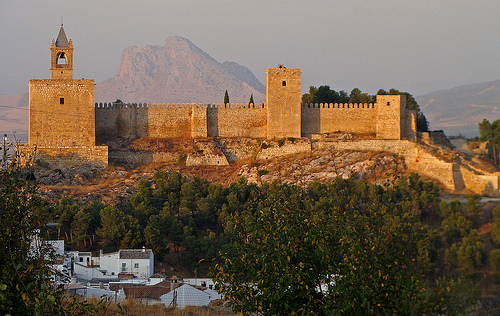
[302,86,429,132]
[32,170,500,313]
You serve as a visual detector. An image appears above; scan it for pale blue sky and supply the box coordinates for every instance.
[2,0,500,97]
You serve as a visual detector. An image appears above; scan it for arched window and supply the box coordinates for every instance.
[56,52,67,67]
[282,81,287,86]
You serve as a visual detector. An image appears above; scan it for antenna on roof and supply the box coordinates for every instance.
[61,16,63,26]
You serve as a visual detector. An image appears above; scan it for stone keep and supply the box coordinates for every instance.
[25,25,107,167]
[266,65,301,138]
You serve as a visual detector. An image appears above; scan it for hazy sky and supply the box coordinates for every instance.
[2,0,500,97]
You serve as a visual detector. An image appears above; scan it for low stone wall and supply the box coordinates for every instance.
[256,142,312,160]
[320,140,459,191]
[109,150,180,166]
[19,145,108,168]
[419,131,451,147]
[186,154,229,166]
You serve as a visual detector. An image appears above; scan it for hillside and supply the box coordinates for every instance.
[0,94,28,141]
[95,36,265,104]
[416,79,500,137]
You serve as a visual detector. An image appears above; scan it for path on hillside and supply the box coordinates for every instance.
[449,138,474,156]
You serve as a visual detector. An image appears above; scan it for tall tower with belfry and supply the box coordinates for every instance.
[23,24,107,167]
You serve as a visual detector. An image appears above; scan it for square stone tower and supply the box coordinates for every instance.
[266,65,301,139]
[375,94,406,140]
[23,25,107,167]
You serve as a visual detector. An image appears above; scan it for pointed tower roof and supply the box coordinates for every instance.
[55,25,69,47]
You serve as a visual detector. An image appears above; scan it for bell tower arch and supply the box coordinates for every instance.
[50,24,73,79]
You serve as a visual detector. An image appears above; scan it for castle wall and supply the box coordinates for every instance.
[266,67,301,138]
[376,95,405,140]
[215,103,267,138]
[29,79,95,146]
[96,102,268,139]
[301,103,377,137]
[20,145,108,168]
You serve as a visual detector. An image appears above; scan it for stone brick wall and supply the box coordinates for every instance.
[215,104,267,138]
[96,102,267,140]
[256,141,312,160]
[29,79,95,146]
[266,66,301,138]
[322,139,458,191]
[375,95,405,140]
[301,103,377,137]
[20,145,108,168]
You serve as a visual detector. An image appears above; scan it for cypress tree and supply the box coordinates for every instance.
[224,90,229,104]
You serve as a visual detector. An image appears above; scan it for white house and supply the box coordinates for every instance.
[160,284,211,309]
[99,248,154,279]
[183,278,216,290]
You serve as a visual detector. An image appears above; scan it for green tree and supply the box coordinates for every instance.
[215,179,441,315]
[417,111,429,132]
[248,94,254,105]
[445,230,486,273]
[0,165,64,314]
[489,249,500,272]
[491,221,500,247]
[479,119,500,164]
[301,86,317,104]
[301,85,349,105]
[97,206,125,251]
[441,211,471,244]
[224,90,230,104]
[348,87,372,104]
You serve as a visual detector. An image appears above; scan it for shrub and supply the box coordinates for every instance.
[177,153,187,165]
[491,221,500,247]
[493,204,500,221]
[441,211,471,244]
[258,169,269,176]
[261,142,270,149]
[445,230,486,273]
[277,139,285,147]
[489,249,500,272]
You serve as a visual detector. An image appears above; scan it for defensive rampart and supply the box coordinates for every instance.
[301,103,377,137]
[95,102,267,139]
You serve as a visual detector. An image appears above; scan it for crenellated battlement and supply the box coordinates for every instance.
[301,103,375,109]
[27,27,418,169]
[95,102,266,109]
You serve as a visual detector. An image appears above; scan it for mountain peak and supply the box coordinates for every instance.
[96,37,265,104]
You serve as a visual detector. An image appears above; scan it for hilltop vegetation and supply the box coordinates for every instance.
[25,165,500,314]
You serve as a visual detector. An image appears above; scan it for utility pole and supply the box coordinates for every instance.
[2,134,6,168]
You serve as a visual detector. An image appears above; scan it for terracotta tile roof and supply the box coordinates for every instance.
[109,282,144,292]
[150,273,168,279]
[123,280,172,300]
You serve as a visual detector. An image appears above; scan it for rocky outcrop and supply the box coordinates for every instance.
[95,36,265,104]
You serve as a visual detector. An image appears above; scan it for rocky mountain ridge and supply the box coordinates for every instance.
[95,36,265,104]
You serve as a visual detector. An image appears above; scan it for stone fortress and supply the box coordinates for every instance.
[23,25,416,168]
[25,26,500,194]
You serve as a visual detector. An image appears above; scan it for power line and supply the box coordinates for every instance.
[0,104,94,119]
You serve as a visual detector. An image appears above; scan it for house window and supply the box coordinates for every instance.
[122,263,126,272]
[134,263,139,269]
[386,102,390,106]
[60,97,64,105]
[79,257,83,262]
[282,81,287,86]
[111,272,115,276]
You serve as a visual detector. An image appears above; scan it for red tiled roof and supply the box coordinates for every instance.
[123,280,172,300]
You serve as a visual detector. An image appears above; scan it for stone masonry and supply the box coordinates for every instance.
[24,26,417,168]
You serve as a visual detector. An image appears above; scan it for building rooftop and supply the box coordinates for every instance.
[119,249,153,260]
[55,25,69,47]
